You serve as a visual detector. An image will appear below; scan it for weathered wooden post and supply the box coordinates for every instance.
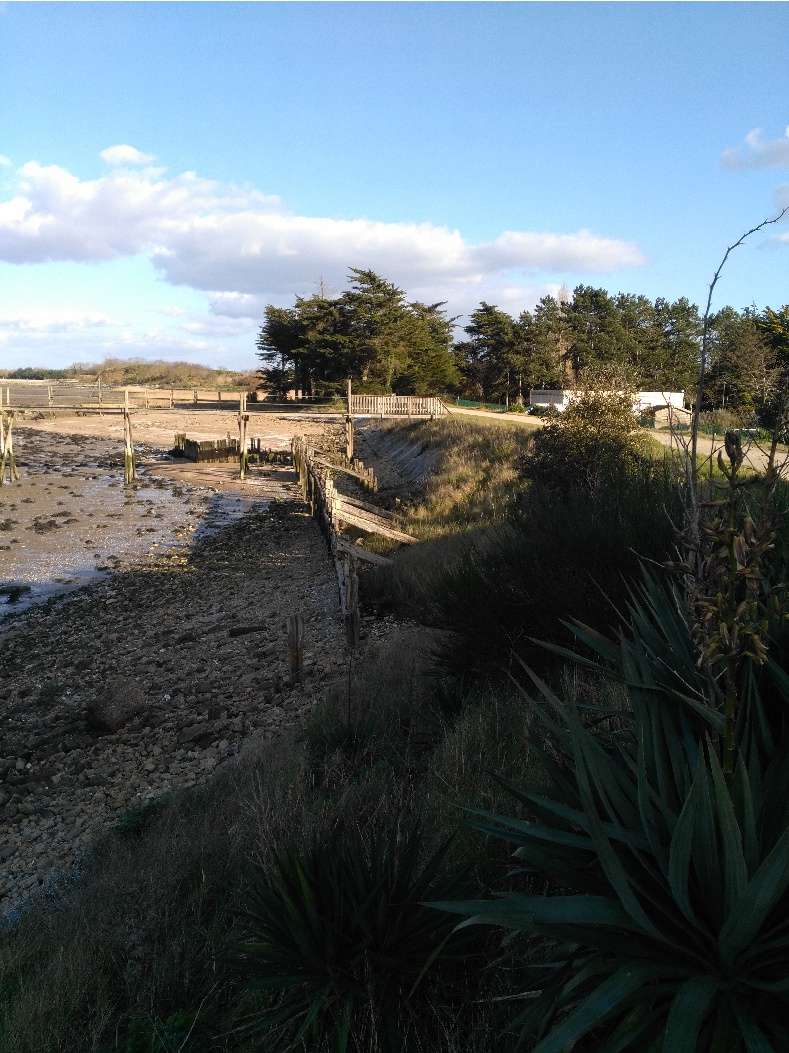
[123,409,136,484]
[287,613,304,685]
[238,392,249,480]
[346,378,354,462]
[124,387,130,412]
[170,387,175,409]
[344,553,360,650]
[0,412,19,485]
[193,389,198,404]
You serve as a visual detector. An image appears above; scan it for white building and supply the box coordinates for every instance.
[529,389,685,413]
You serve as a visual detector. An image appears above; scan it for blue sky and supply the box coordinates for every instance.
[1,2,788,370]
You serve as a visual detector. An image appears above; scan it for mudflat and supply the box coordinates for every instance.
[0,408,350,918]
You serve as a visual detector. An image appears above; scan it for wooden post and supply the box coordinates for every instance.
[238,405,249,481]
[287,613,304,685]
[170,387,174,409]
[145,390,150,410]
[346,378,354,462]
[97,375,102,414]
[47,385,53,408]
[124,387,130,411]
[344,554,360,650]
[0,411,19,485]
[193,389,198,404]
[123,410,136,484]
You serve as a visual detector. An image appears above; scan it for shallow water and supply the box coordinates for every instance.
[0,430,265,618]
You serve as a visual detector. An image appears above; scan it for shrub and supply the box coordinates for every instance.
[232,817,477,1053]
[526,387,646,493]
[387,456,682,678]
[439,570,789,1051]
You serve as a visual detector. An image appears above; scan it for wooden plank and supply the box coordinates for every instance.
[334,535,393,566]
[334,493,398,522]
[311,456,374,483]
[334,506,416,543]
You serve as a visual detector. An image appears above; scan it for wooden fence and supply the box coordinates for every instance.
[349,394,447,417]
[291,435,417,647]
[0,379,244,411]
[174,433,293,465]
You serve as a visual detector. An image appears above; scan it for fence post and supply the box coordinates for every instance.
[344,554,360,650]
[170,387,174,409]
[287,613,305,685]
[123,409,136,484]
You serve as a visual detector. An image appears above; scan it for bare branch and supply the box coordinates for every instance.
[691,204,789,490]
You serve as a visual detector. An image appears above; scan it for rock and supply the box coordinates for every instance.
[85,678,146,735]
[0,789,9,809]
[179,724,214,746]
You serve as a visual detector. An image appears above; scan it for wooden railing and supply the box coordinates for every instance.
[349,394,447,417]
[291,436,417,648]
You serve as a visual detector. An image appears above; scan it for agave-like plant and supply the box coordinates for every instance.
[231,817,477,1053]
[436,570,789,1051]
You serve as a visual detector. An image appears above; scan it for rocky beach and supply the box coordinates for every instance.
[0,409,356,916]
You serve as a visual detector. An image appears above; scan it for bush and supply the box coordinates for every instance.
[439,570,789,1051]
[527,388,645,493]
[385,456,682,678]
[232,817,478,1053]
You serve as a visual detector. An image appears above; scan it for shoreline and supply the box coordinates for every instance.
[0,410,351,915]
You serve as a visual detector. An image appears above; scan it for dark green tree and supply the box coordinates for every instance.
[459,302,515,402]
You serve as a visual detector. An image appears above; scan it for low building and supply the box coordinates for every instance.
[529,389,685,413]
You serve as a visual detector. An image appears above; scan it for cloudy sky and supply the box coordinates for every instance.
[1,2,788,370]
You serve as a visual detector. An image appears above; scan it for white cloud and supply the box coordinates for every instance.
[99,144,156,167]
[0,309,112,333]
[0,154,12,168]
[0,310,252,370]
[0,153,645,313]
[722,127,789,170]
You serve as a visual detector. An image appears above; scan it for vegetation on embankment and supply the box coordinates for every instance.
[1,358,258,390]
[365,409,683,678]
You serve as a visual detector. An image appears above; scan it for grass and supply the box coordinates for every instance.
[363,418,683,678]
[0,628,552,1053]
[373,416,535,540]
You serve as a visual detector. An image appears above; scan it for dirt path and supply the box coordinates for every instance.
[648,428,789,474]
[0,411,353,918]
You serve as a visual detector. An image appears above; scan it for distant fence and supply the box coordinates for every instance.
[454,397,508,413]
[349,395,447,417]
[0,379,244,411]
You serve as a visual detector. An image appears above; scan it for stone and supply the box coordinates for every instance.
[85,678,146,735]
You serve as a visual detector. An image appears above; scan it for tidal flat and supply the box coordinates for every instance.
[0,428,265,617]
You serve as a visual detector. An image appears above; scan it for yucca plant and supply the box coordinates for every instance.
[231,817,477,1052]
[436,569,789,1051]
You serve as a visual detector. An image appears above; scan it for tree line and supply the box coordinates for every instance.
[256,268,789,415]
